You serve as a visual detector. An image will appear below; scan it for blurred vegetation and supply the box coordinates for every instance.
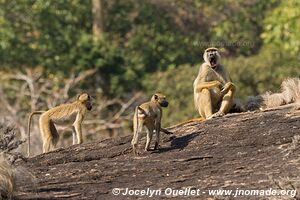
[0,0,299,128]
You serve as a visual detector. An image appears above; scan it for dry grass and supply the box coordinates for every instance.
[0,123,30,199]
[269,176,300,200]
[282,135,300,157]
[0,156,14,200]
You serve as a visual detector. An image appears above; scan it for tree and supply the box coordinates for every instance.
[92,0,104,39]
[261,0,300,54]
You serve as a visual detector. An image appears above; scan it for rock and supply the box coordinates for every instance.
[15,105,300,200]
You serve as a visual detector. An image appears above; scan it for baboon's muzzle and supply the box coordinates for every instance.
[209,56,217,68]
[86,103,92,111]
[160,101,169,107]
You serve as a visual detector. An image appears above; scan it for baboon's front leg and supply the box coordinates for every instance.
[71,126,77,145]
[209,83,235,119]
[145,126,153,151]
[154,122,161,150]
[73,114,83,144]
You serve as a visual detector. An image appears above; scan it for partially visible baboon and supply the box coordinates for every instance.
[131,93,168,156]
[0,155,14,199]
[27,93,92,156]
[246,77,300,110]
[193,47,238,119]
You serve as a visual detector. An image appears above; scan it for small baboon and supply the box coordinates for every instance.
[131,93,168,155]
[246,77,300,110]
[27,93,92,156]
[194,47,237,119]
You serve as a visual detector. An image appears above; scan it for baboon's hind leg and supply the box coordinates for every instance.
[219,88,235,115]
[49,121,59,149]
[40,116,58,153]
[199,88,213,119]
[40,121,52,153]
[145,125,153,151]
[131,119,143,155]
[154,122,161,150]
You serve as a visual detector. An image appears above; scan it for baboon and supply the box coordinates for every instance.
[27,93,92,156]
[131,93,168,155]
[194,47,237,119]
[0,156,14,199]
[166,48,242,129]
[246,77,300,110]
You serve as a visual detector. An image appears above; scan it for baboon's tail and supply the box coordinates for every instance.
[246,77,300,110]
[167,117,205,129]
[27,111,45,157]
[131,106,140,146]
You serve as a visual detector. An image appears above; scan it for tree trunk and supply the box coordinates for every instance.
[92,0,104,39]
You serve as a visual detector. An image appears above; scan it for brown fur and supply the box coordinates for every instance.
[131,93,168,155]
[167,48,242,128]
[194,47,237,119]
[27,93,92,156]
[246,78,300,110]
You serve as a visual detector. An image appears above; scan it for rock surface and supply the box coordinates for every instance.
[15,105,300,200]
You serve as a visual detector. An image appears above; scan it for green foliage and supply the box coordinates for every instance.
[0,0,299,126]
[122,1,203,73]
[0,0,207,95]
[262,0,300,54]
[193,0,279,55]
[224,46,299,97]
[70,34,127,95]
[0,0,92,69]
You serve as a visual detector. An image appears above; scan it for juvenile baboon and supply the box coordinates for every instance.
[131,93,168,155]
[246,77,300,110]
[27,93,92,156]
[194,47,237,119]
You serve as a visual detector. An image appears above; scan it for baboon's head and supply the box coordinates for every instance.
[203,47,221,69]
[151,93,169,107]
[77,93,92,111]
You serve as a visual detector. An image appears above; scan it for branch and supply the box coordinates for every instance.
[63,69,98,98]
[0,87,17,115]
[110,92,142,123]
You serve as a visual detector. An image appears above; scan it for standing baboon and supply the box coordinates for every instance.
[131,93,169,155]
[27,93,92,156]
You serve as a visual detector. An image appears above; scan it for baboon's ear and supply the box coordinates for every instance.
[77,93,89,101]
[137,106,143,111]
[154,94,158,100]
